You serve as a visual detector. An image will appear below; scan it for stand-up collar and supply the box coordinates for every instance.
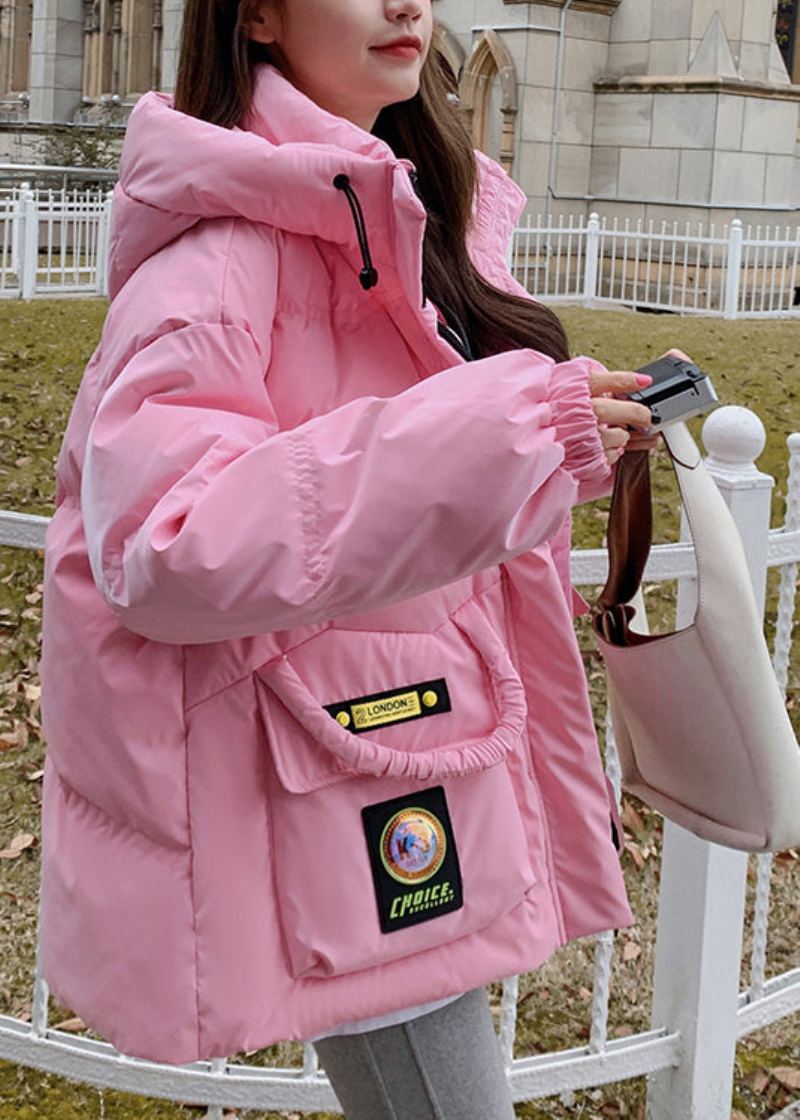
[108,61,525,305]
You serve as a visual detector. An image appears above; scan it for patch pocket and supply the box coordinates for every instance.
[253,596,537,980]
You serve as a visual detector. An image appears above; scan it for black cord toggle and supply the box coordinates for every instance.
[333,174,379,290]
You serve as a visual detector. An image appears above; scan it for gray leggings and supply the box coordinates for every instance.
[312,987,516,1119]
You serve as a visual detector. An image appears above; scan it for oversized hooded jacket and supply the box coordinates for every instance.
[38,60,635,1066]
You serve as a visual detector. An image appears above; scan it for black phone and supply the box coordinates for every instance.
[627,356,719,431]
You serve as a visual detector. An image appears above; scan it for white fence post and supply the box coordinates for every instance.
[646,406,774,1119]
[96,188,114,297]
[583,211,600,306]
[723,219,743,320]
[17,185,38,299]
[11,183,22,278]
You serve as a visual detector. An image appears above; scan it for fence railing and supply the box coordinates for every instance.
[510,212,800,319]
[0,184,112,298]
[0,405,798,1117]
[1,181,800,320]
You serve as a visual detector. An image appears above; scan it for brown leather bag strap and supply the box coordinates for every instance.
[595,449,653,613]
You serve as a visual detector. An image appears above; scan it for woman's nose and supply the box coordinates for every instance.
[385,0,424,20]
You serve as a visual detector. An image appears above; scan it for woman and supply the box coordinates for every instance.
[39,1,669,1116]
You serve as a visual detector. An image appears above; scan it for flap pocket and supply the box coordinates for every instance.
[254,596,528,788]
[252,596,537,980]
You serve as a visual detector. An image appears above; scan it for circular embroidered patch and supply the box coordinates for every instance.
[380,806,446,884]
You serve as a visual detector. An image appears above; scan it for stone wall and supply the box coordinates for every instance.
[435,0,800,225]
[590,3,800,226]
[2,0,798,228]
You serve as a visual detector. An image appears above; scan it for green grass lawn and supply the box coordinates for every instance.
[0,298,798,1118]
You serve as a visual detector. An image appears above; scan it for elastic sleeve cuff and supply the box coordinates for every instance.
[547,356,612,489]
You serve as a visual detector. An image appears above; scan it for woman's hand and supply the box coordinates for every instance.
[588,368,653,465]
[588,348,694,464]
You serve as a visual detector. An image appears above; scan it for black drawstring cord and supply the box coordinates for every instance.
[434,301,476,362]
[332,168,475,361]
[333,174,379,291]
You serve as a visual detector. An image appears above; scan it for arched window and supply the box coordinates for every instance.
[434,22,466,88]
[484,68,503,163]
[123,0,159,96]
[776,0,800,82]
[459,30,518,175]
[83,0,115,100]
[84,0,159,103]
[0,0,32,95]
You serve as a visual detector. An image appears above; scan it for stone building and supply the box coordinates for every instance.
[1,0,799,226]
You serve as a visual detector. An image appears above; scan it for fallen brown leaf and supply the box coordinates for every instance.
[52,1016,86,1032]
[625,841,645,870]
[750,1067,770,1094]
[622,799,645,839]
[770,1065,800,1090]
[0,832,37,858]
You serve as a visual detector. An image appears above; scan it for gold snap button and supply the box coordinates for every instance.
[336,711,351,728]
[422,690,438,708]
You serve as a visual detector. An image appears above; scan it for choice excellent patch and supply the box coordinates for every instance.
[324,678,451,734]
[361,786,463,933]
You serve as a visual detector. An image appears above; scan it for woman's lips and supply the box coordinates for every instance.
[370,44,421,60]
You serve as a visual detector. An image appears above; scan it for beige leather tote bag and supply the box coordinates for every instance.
[592,421,800,853]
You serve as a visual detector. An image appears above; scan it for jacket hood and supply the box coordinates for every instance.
[108,61,526,301]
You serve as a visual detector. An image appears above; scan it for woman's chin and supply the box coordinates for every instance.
[374,80,422,111]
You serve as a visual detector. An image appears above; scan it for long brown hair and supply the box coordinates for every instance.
[173,2,569,363]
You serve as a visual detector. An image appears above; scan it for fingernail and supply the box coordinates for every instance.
[635,373,653,386]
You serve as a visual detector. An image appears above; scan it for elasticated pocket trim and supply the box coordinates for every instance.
[254,596,528,788]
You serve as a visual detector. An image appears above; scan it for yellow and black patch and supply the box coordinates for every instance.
[324,678,451,734]
[362,785,463,933]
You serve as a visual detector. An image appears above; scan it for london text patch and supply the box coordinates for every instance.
[361,786,463,934]
[324,678,451,734]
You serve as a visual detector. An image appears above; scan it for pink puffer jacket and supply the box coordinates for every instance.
[39,60,634,1065]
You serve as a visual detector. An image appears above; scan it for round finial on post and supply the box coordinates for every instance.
[702,405,766,477]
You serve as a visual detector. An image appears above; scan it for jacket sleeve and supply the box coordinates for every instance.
[466,157,615,509]
[478,263,617,507]
[81,318,613,644]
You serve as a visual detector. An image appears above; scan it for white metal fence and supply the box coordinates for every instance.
[0,405,798,1117]
[0,184,111,298]
[510,213,800,319]
[1,181,800,320]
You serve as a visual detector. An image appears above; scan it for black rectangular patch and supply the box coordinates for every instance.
[324,678,451,735]
[361,786,463,934]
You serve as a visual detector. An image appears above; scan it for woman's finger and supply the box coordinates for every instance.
[588,369,652,397]
[599,426,630,452]
[592,396,652,429]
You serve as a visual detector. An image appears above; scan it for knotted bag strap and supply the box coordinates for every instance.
[594,449,652,621]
